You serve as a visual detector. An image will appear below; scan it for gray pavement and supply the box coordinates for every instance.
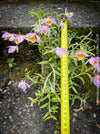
[0,2,100,29]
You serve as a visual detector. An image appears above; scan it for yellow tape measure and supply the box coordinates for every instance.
[61,19,70,134]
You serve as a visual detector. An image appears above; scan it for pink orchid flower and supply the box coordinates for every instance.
[7,46,18,53]
[71,51,90,60]
[60,21,65,29]
[50,47,68,57]
[85,57,100,68]
[92,75,100,88]
[14,34,24,44]
[2,31,15,41]
[25,33,41,43]
[30,24,40,33]
[93,64,100,73]
[65,8,74,22]
[41,16,56,25]
[40,25,50,36]
[18,80,30,92]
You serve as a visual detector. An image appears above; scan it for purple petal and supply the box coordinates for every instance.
[16,46,18,53]
[9,36,15,41]
[93,75,100,88]
[41,18,47,24]
[26,83,30,88]
[30,24,39,27]
[67,17,72,22]
[82,52,90,57]
[8,47,15,53]
[93,68,96,74]
[25,33,34,37]
[65,8,67,14]
[85,59,90,64]
[47,27,50,36]
[23,84,26,92]
[97,65,100,72]
[62,48,68,54]
[60,21,65,29]
[50,18,56,24]
[7,46,18,53]
[19,36,24,42]
[2,32,10,38]
[36,35,41,43]
[50,48,57,52]
[56,48,63,57]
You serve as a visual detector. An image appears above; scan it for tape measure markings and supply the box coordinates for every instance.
[61,19,70,134]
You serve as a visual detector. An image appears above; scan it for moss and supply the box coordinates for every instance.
[75,74,99,100]
[69,27,100,35]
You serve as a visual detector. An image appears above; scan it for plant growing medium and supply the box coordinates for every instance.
[2,4,100,121]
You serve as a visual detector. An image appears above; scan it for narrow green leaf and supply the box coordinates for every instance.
[36,73,45,79]
[78,77,85,85]
[50,115,57,120]
[38,60,49,65]
[71,97,75,106]
[43,112,49,119]
[51,98,59,102]
[55,70,61,76]
[40,96,48,102]
[28,97,36,105]
[44,116,51,121]
[73,57,77,66]
[69,80,79,87]
[28,97,34,101]
[71,86,79,95]
[85,73,92,81]
[31,100,36,105]
[40,102,49,108]
[71,68,76,77]
[44,115,57,121]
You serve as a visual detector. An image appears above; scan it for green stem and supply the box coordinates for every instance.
[49,97,51,116]
[70,66,94,79]
[81,59,84,73]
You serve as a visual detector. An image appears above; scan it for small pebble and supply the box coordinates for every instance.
[73,112,78,117]
[9,115,14,122]
[19,111,22,116]
[0,88,3,91]
[12,102,15,105]
[81,129,85,134]
[93,113,96,118]
[19,108,23,110]
[23,109,26,112]
[72,118,76,123]
[22,121,25,124]
[3,121,7,125]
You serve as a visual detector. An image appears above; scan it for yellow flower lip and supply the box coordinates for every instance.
[14,47,17,51]
[35,26,38,31]
[96,75,100,81]
[46,19,52,25]
[77,52,84,59]
[66,13,72,16]
[16,38,20,43]
[20,83,24,88]
[93,60,98,66]
[43,29,47,34]
[30,35,36,42]
[6,35,12,40]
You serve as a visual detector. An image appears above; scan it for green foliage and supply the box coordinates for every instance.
[25,5,97,121]
[7,58,16,68]
[2,4,96,121]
